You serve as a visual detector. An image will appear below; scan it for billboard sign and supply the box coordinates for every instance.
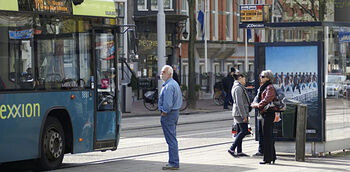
[255,42,324,142]
[339,27,350,43]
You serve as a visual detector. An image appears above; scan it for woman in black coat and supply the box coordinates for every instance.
[251,70,277,164]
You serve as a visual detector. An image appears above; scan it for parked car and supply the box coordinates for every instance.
[326,74,346,98]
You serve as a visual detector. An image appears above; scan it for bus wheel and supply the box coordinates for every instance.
[39,116,65,170]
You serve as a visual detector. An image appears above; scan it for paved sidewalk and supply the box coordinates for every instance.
[57,135,350,172]
[123,98,227,118]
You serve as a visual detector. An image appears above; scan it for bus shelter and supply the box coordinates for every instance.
[247,22,350,155]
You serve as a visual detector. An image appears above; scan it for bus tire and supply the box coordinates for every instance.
[39,116,65,170]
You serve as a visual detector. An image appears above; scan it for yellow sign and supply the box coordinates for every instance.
[34,0,70,12]
[0,0,18,11]
[0,103,40,120]
[240,5,264,22]
[73,0,117,18]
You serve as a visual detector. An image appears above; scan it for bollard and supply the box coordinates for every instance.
[295,104,307,162]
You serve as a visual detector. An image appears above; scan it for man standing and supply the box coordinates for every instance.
[172,65,180,85]
[223,67,236,109]
[158,65,182,170]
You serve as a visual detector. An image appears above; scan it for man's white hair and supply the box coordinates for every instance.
[162,65,173,77]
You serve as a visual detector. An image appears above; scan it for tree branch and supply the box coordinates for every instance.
[293,0,318,21]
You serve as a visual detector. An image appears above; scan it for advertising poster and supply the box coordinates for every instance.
[256,43,323,141]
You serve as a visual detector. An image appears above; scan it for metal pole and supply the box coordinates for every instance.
[157,0,166,91]
[204,0,209,73]
[179,43,182,84]
[296,104,307,162]
[324,26,329,98]
[271,0,275,42]
[245,28,248,73]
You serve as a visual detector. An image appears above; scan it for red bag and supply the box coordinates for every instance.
[232,123,252,137]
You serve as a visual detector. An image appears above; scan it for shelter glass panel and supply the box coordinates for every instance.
[325,26,350,142]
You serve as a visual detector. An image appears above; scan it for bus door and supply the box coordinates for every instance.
[93,27,120,150]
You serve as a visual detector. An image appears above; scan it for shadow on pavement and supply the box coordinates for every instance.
[55,159,254,172]
[0,160,39,172]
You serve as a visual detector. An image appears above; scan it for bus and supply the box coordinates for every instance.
[0,0,135,170]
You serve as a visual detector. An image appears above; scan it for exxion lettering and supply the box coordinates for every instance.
[0,103,40,120]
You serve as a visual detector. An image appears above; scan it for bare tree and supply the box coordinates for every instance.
[187,0,197,109]
[280,0,329,22]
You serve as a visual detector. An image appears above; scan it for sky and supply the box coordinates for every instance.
[265,46,318,74]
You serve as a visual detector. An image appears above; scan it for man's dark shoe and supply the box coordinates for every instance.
[236,152,249,157]
[253,152,263,156]
[162,164,179,170]
[227,149,237,157]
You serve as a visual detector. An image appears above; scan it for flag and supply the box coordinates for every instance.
[197,10,204,40]
[247,29,251,40]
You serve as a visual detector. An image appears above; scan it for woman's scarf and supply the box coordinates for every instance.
[257,80,272,102]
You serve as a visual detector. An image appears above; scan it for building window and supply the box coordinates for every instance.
[237,0,244,42]
[236,62,243,72]
[137,0,147,11]
[226,63,233,73]
[214,63,220,73]
[151,0,173,11]
[181,0,188,14]
[200,63,205,74]
[212,0,218,40]
[116,2,125,17]
[181,0,189,40]
[226,0,233,40]
[249,62,254,71]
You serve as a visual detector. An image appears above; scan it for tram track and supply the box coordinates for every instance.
[122,117,233,131]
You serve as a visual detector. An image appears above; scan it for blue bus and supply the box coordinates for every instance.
[0,0,135,170]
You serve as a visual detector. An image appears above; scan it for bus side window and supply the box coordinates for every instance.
[7,40,34,90]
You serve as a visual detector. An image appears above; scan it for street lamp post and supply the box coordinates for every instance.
[157,0,166,91]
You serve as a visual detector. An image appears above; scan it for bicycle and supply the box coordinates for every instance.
[213,81,226,106]
[213,88,226,106]
[180,92,188,111]
[143,89,158,111]
[143,88,188,111]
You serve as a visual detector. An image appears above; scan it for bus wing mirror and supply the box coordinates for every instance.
[127,29,138,61]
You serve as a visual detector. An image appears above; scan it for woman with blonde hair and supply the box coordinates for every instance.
[251,70,277,164]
